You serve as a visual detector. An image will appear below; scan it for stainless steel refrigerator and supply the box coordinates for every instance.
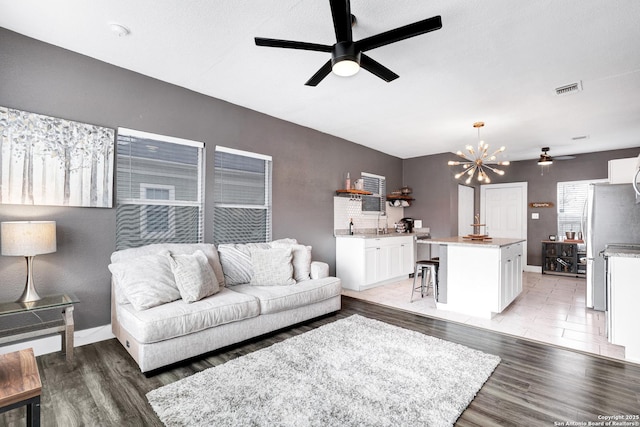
[586,183,640,311]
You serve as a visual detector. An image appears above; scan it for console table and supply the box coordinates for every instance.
[0,294,79,362]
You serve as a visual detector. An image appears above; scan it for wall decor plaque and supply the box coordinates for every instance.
[0,106,115,207]
[529,202,554,208]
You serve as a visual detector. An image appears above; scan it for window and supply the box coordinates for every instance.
[557,179,605,236]
[140,184,175,239]
[213,146,272,245]
[116,128,204,250]
[361,172,386,215]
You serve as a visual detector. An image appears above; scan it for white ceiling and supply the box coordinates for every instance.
[1,0,639,161]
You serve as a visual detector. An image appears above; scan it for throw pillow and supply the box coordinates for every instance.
[108,253,181,311]
[271,238,298,245]
[270,241,312,281]
[249,247,296,286]
[164,250,220,303]
[218,243,271,285]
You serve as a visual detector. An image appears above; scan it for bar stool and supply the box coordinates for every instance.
[410,258,439,303]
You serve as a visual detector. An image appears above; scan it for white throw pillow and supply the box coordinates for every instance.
[270,241,312,282]
[108,253,180,311]
[249,247,296,286]
[165,250,220,303]
[218,243,271,285]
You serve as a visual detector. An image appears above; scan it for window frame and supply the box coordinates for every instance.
[115,127,205,250]
[556,178,606,237]
[213,145,272,245]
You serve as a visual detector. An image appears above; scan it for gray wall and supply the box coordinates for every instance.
[403,147,640,265]
[403,153,460,238]
[0,28,403,330]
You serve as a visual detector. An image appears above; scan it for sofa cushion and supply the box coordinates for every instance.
[116,287,260,344]
[111,243,225,289]
[249,247,296,286]
[232,277,342,315]
[270,242,312,282]
[165,250,220,303]
[218,243,271,285]
[108,253,181,310]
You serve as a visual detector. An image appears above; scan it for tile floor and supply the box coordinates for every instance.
[342,271,628,362]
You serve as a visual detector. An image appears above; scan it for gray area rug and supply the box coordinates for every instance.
[147,315,500,427]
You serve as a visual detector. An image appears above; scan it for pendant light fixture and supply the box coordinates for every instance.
[448,122,510,184]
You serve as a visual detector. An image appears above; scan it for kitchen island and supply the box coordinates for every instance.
[421,237,525,318]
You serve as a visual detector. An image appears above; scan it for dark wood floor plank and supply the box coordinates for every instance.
[2,296,639,426]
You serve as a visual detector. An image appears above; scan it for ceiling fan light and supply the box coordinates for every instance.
[538,154,553,165]
[331,42,361,77]
[332,59,360,77]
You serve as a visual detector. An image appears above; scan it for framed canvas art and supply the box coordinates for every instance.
[0,106,115,207]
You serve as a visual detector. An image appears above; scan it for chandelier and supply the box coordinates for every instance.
[447,122,510,184]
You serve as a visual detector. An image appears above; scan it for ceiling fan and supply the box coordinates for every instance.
[254,0,442,86]
[538,147,576,165]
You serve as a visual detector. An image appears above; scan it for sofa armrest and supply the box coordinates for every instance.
[310,261,330,279]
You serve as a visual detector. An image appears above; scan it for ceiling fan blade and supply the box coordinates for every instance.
[305,60,333,86]
[255,37,332,52]
[329,0,352,42]
[360,54,399,82]
[356,15,442,52]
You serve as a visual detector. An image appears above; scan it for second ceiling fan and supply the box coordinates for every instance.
[254,0,442,86]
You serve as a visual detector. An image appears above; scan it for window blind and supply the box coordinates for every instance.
[361,172,386,215]
[116,128,204,250]
[213,146,272,245]
[556,180,590,236]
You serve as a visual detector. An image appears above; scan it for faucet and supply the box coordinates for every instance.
[376,213,387,235]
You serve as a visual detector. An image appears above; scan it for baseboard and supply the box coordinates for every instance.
[0,324,114,357]
[525,265,542,273]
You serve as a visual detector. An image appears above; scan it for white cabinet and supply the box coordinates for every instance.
[499,242,523,311]
[607,255,640,363]
[337,235,415,291]
[608,157,638,184]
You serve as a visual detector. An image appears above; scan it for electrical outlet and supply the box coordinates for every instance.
[531,212,540,220]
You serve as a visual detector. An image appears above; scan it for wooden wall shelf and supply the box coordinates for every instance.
[336,189,372,196]
[386,194,415,201]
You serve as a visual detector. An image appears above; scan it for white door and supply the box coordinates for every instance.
[481,182,528,267]
[458,184,475,236]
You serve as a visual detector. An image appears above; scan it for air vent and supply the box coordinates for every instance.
[571,135,589,141]
[555,81,583,96]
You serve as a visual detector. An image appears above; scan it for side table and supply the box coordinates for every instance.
[0,294,79,363]
[0,348,42,427]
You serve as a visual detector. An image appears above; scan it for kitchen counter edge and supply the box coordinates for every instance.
[426,236,526,248]
[334,232,419,239]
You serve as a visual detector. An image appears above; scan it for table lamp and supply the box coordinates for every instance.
[1,221,57,303]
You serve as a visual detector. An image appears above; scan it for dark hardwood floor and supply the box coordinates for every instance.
[2,296,639,426]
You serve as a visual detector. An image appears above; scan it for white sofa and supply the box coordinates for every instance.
[110,242,341,373]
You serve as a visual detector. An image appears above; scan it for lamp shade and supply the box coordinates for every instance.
[1,221,57,256]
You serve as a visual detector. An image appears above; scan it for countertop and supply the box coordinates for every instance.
[335,231,418,239]
[603,244,640,258]
[424,236,526,248]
